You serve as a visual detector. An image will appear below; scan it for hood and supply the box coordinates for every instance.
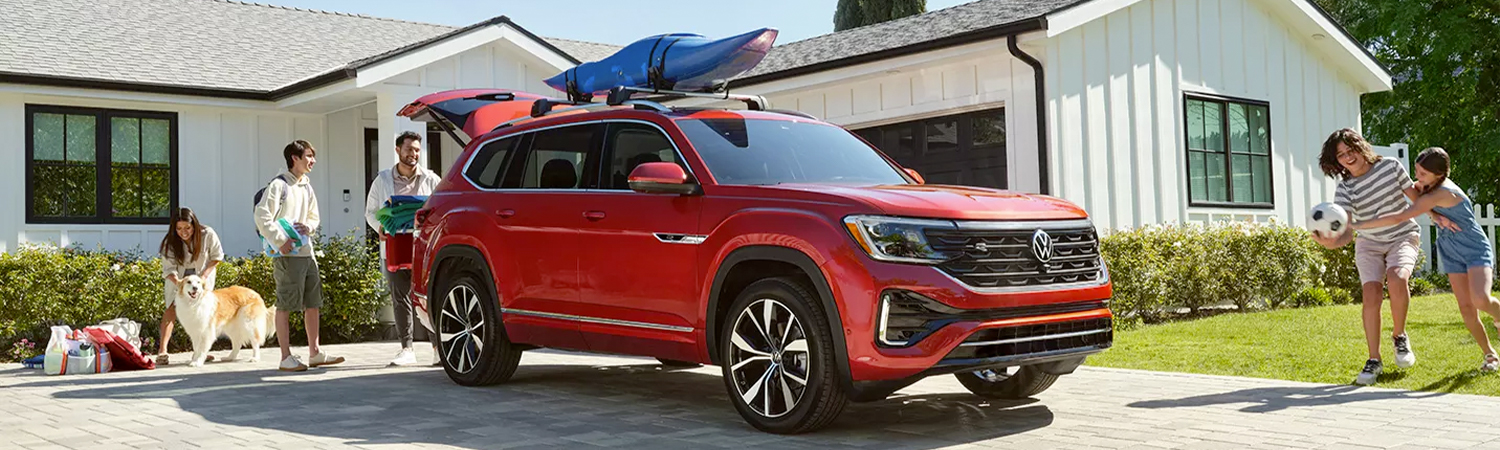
[770,184,1089,221]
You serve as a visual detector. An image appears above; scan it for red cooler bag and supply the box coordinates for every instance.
[83,327,154,371]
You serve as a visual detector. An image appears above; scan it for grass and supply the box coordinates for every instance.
[1087,293,1500,396]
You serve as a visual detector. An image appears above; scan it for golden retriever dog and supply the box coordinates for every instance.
[175,275,276,367]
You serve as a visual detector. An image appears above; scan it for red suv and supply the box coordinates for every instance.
[398,88,1112,434]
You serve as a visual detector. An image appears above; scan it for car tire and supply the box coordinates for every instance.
[954,365,1059,399]
[657,358,702,368]
[720,277,848,434]
[434,269,521,386]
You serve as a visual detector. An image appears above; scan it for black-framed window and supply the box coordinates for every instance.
[851,108,1006,189]
[26,105,178,224]
[602,123,685,190]
[1184,94,1272,207]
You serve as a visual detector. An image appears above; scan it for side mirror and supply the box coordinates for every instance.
[628,162,700,195]
[904,168,925,185]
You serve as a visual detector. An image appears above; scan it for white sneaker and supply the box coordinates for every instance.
[279,355,308,372]
[309,352,345,368]
[389,348,417,367]
[1393,335,1417,369]
[1355,359,1382,386]
[431,346,443,367]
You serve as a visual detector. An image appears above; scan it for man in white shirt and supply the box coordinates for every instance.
[255,140,344,372]
[366,131,441,367]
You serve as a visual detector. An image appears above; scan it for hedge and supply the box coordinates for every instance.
[0,233,385,362]
[1100,220,1432,328]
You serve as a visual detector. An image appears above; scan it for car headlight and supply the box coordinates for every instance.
[842,215,957,264]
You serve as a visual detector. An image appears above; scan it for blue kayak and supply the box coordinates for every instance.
[545,28,778,97]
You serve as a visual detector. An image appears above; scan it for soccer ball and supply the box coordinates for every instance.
[1309,202,1348,236]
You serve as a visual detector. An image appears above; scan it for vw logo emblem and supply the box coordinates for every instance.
[1031,229,1053,263]
[971,241,990,253]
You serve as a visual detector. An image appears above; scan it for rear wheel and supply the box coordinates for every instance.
[720,277,848,434]
[435,270,521,386]
[954,365,1059,399]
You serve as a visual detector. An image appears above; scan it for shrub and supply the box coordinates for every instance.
[1421,270,1453,293]
[1290,286,1333,308]
[1327,287,1356,305]
[1409,277,1437,297]
[0,232,387,362]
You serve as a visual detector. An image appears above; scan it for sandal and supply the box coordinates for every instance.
[1483,354,1499,373]
[155,354,170,365]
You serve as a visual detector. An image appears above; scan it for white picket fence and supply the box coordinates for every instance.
[1415,202,1500,274]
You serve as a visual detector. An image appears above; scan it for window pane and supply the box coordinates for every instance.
[605,124,680,190]
[33,113,65,161]
[883,125,916,161]
[463,137,516,189]
[143,119,170,165]
[1252,106,1270,155]
[1187,100,1205,150]
[925,119,958,153]
[1252,156,1272,203]
[66,115,96,163]
[854,128,881,148]
[971,111,1005,147]
[143,168,171,218]
[521,125,596,189]
[1228,103,1249,154]
[681,119,908,186]
[111,168,142,217]
[1189,151,1206,202]
[31,165,67,216]
[1206,152,1227,202]
[1203,101,1223,153]
[1232,154,1253,202]
[111,118,141,164]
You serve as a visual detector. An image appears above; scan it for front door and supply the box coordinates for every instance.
[576,121,701,361]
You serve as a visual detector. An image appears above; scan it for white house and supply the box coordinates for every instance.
[0,0,1390,256]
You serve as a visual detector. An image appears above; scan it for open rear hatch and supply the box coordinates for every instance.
[397,89,554,147]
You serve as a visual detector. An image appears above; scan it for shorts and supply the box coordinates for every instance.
[273,257,323,310]
[1438,236,1496,274]
[1354,236,1419,284]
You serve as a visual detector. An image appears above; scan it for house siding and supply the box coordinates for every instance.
[1044,0,1365,230]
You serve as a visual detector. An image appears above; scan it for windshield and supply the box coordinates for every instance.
[677,118,911,186]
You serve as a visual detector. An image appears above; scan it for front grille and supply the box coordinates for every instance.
[945,317,1113,361]
[926,224,1103,289]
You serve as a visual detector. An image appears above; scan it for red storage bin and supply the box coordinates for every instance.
[383,233,413,272]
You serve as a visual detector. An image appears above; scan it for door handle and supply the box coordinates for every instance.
[584,211,606,221]
[495,209,515,219]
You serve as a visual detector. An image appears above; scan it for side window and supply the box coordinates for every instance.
[521,125,598,189]
[603,123,683,190]
[462,136,518,189]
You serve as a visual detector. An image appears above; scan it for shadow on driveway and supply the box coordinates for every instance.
[14,359,1054,449]
[1127,382,1447,413]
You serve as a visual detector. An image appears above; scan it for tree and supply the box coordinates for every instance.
[1315,0,1500,204]
[834,0,927,32]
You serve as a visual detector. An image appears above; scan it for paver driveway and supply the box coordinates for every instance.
[4,342,1500,449]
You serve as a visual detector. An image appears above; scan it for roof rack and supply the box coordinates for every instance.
[603,86,769,111]
[489,86,771,133]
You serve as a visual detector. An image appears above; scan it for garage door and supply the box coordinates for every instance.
[852,108,1006,189]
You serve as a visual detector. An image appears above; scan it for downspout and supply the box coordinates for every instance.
[1007,34,1050,195]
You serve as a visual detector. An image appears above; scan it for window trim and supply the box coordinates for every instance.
[1181,93,1274,210]
[25,104,179,225]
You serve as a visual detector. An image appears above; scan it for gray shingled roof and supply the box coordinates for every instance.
[741,0,1084,81]
[0,0,619,95]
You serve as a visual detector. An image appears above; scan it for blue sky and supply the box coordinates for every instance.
[258,0,971,45]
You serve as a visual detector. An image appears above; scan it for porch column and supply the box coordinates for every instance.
[375,89,428,172]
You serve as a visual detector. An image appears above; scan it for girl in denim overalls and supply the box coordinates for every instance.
[1355,148,1500,372]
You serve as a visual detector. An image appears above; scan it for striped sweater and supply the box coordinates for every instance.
[1334,157,1420,243]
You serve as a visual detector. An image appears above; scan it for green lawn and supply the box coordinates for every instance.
[1087,293,1500,396]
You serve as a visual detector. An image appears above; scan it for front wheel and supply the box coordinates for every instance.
[720,277,848,434]
[954,365,1059,399]
[434,270,521,386]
